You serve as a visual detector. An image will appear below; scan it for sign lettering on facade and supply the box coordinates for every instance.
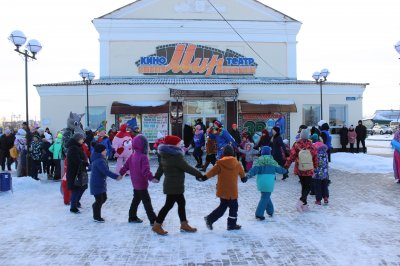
[136,43,257,76]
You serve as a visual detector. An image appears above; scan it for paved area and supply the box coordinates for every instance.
[0,155,399,265]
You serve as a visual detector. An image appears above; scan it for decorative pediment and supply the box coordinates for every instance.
[98,0,299,22]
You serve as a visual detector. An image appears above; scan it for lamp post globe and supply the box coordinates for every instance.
[312,72,321,81]
[8,30,27,48]
[395,41,400,56]
[27,39,42,56]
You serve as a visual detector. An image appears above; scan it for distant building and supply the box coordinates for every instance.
[363,110,400,128]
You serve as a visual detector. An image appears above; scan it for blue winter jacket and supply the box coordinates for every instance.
[193,132,205,148]
[92,136,113,158]
[247,155,287,192]
[392,139,400,152]
[212,128,238,159]
[321,130,332,149]
[89,151,119,195]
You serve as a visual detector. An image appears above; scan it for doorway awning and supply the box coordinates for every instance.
[239,100,297,113]
[111,101,169,114]
[170,88,238,98]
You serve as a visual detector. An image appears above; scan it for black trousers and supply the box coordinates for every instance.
[193,147,203,166]
[156,194,187,224]
[92,192,107,219]
[45,160,55,175]
[31,160,41,179]
[207,198,238,227]
[313,179,330,201]
[129,189,156,223]
[356,138,366,153]
[299,176,312,205]
[0,151,12,171]
[53,159,61,180]
[349,143,355,153]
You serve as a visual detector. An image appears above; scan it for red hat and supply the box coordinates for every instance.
[214,120,222,128]
[232,124,237,128]
[164,135,182,146]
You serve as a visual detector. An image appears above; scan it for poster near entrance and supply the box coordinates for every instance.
[118,114,141,129]
[240,113,288,143]
[141,113,169,143]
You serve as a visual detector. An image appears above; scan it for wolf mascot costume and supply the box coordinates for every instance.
[61,112,85,204]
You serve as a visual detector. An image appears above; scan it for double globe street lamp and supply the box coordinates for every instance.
[79,69,95,128]
[312,69,330,120]
[9,30,42,177]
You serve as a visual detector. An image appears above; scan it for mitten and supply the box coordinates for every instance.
[241,176,248,183]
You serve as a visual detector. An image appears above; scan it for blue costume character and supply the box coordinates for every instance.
[208,120,238,159]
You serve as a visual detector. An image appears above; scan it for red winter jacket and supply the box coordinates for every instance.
[284,139,318,177]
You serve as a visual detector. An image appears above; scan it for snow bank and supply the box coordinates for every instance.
[330,153,393,174]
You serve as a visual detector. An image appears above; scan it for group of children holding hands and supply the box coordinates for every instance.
[88,126,330,236]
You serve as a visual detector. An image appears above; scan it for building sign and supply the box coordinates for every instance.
[346,97,357,101]
[136,43,258,76]
[141,113,169,143]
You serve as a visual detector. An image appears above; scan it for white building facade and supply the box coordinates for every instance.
[35,0,367,147]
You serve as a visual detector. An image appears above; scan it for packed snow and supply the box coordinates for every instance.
[330,152,393,174]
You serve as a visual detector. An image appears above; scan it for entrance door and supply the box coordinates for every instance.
[182,100,226,130]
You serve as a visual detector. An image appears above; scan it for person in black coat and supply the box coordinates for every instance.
[270,126,288,180]
[66,133,89,213]
[183,124,194,150]
[0,129,15,171]
[339,125,349,152]
[229,124,241,146]
[195,118,206,132]
[255,129,271,150]
[355,120,367,153]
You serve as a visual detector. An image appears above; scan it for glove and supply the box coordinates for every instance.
[241,176,248,183]
[151,178,160,183]
[196,175,208,182]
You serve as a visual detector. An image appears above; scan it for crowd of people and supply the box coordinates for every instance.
[2,117,400,236]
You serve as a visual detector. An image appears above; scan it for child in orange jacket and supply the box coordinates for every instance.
[199,145,246,230]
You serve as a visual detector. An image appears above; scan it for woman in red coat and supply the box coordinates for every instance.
[284,129,318,212]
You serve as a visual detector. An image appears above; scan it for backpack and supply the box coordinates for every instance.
[298,148,313,171]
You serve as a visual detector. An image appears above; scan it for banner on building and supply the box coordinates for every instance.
[136,43,258,76]
[141,113,169,143]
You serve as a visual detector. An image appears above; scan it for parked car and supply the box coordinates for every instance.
[390,121,399,131]
[371,125,393,135]
[367,127,374,135]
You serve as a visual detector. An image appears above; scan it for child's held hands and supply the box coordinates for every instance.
[151,178,160,183]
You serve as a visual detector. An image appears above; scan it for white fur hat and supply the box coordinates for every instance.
[317,120,326,127]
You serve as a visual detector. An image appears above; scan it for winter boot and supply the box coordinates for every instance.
[93,217,105,223]
[227,224,242,231]
[315,200,322,205]
[296,200,304,212]
[152,222,168,235]
[323,197,329,204]
[204,216,213,230]
[180,221,197,233]
[128,217,143,223]
[301,204,310,212]
[256,216,265,221]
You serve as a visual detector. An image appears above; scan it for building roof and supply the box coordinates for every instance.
[364,110,400,122]
[97,0,299,22]
[34,77,368,87]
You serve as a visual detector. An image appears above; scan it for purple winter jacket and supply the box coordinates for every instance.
[120,135,154,190]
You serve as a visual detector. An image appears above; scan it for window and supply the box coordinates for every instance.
[88,106,106,130]
[329,105,348,134]
[302,104,321,127]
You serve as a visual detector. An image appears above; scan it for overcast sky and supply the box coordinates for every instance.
[1,0,399,122]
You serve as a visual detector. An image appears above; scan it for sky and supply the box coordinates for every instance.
[1,0,400,122]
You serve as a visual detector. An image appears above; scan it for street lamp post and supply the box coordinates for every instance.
[312,69,330,120]
[79,69,95,128]
[9,30,42,177]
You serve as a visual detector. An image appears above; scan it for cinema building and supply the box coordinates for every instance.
[35,0,368,147]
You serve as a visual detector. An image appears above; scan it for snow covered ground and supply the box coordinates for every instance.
[0,154,399,266]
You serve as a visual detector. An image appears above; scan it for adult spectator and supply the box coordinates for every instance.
[339,125,349,152]
[355,120,367,153]
[271,126,288,180]
[0,129,16,171]
[255,129,271,150]
[229,124,241,147]
[195,118,206,132]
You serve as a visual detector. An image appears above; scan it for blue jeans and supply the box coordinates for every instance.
[70,187,86,210]
[255,192,274,218]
